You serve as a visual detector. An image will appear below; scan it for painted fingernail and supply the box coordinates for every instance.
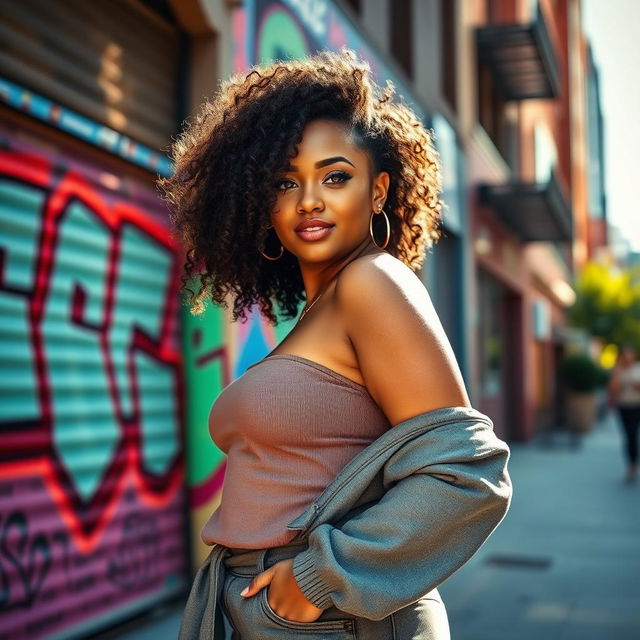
[240,587,249,596]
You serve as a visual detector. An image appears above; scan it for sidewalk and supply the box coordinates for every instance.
[107,409,639,640]
[439,408,640,640]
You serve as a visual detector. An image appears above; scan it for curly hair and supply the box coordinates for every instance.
[157,47,444,325]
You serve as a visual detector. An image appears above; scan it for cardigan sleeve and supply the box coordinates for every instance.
[291,417,513,621]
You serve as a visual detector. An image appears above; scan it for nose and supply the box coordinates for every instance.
[296,182,324,214]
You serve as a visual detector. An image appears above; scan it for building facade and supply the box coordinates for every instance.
[331,0,602,441]
[0,0,605,637]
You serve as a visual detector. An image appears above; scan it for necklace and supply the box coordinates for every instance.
[297,263,349,324]
[298,290,324,323]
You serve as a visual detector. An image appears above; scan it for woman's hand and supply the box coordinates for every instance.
[240,557,325,623]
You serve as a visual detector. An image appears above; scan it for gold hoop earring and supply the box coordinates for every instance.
[259,225,284,260]
[369,208,390,249]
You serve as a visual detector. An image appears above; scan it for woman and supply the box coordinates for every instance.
[159,48,512,639]
[608,344,640,483]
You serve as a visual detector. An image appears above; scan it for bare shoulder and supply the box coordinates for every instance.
[335,252,436,324]
[335,253,471,424]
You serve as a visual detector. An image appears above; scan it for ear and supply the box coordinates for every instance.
[371,171,390,210]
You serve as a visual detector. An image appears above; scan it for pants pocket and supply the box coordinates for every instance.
[225,573,357,639]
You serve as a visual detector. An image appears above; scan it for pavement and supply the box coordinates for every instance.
[439,407,640,640]
[103,408,640,639]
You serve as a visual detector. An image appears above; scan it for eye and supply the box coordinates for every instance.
[324,171,352,185]
[275,178,297,191]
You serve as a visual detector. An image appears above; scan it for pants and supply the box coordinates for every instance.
[217,537,450,640]
[617,405,640,465]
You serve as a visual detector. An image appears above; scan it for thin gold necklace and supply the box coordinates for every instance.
[297,263,350,324]
[298,289,324,323]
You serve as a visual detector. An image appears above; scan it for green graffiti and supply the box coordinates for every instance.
[181,284,227,487]
[258,8,308,63]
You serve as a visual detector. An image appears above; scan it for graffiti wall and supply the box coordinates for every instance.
[0,123,187,639]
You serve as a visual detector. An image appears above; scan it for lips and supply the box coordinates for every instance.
[295,219,334,231]
[295,225,335,242]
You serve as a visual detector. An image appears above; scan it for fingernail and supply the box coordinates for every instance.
[240,587,249,597]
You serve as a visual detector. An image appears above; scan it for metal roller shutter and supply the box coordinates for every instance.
[0,114,188,640]
[0,0,180,151]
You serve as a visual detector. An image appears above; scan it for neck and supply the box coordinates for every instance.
[298,240,383,303]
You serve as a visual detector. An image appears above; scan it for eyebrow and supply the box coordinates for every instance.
[285,156,356,171]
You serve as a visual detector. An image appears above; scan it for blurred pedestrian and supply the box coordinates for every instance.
[608,344,640,483]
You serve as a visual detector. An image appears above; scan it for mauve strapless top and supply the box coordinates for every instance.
[201,353,391,549]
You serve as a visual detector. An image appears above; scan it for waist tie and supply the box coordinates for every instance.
[178,543,229,640]
[178,537,309,639]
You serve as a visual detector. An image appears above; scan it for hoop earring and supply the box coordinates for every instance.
[369,208,390,249]
[259,225,284,260]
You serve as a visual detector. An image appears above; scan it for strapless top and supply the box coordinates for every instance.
[201,354,391,548]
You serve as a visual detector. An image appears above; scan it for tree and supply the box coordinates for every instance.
[568,261,640,351]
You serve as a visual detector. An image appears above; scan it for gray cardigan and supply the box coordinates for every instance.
[289,404,512,621]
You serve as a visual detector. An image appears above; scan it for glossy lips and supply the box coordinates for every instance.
[295,218,335,242]
[295,218,333,230]
[296,227,333,242]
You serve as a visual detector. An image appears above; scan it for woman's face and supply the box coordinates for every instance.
[269,118,389,265]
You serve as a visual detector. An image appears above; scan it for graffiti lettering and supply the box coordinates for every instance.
[0,511,51,610]
[107,511,160,592]
[0,151,184,549]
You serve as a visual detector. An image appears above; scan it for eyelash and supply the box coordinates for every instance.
[275,171,352,191]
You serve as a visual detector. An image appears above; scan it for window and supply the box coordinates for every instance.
[477,58,509,159]
[477,269,506,398]
[440,0,457,113]
[390,0,413,79]
[477,0,518,165]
